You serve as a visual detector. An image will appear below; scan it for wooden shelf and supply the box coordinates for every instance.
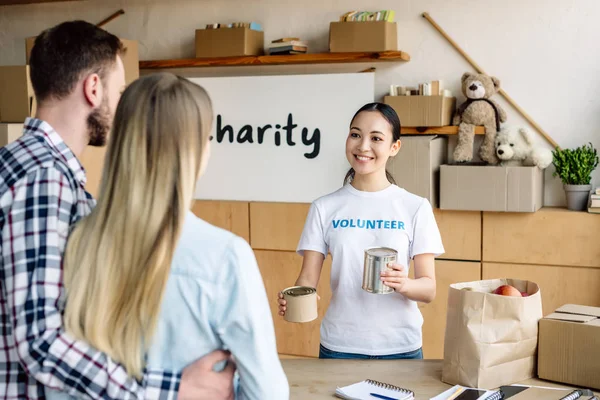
[0,0,81,4]
[139,51,410,69]
[401,126,485,135]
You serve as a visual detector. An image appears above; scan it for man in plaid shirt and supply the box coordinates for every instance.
[0,21,235,399]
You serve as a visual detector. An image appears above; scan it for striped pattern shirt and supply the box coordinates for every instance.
[0,118,180,399]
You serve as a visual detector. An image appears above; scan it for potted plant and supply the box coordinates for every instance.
[552,142,599,211]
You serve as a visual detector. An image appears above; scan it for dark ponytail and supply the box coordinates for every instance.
[343,102,402,186]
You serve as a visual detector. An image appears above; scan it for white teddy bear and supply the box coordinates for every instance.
[495,125,553,169]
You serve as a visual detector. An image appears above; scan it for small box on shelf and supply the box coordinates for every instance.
[328,21,397,53]
[195,27,264,58]
[440,164,544,212]
[384,95,456,127]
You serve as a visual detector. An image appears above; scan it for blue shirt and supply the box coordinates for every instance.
[47,212,289,400]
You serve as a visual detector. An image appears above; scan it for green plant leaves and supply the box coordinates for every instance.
[552,142,599,185]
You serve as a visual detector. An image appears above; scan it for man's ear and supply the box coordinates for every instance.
[82,73,103,108]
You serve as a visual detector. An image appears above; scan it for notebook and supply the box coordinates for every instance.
[335,379,414,400]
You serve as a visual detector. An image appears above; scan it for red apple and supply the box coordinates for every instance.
[492,284,522,297]
[521,292,529,297]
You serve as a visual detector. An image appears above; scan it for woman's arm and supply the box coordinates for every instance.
[380,253,436,303]
[217,237,289,400]
[278,250,324,315]
[295,250,325,287]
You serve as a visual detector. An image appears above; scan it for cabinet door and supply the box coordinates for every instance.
[434,209,481,261]
[79,146,106,199]
[483,262,600,315]
[254,250,331,357]
[191,200,250,242]
[250,202,310,251]
[483,209,600,268]
[410,260,481,359]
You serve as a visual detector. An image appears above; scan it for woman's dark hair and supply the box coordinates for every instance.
[344,102,401,185]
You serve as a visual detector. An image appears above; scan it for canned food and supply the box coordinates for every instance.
[282,286,318,323]
[362,247,398,294]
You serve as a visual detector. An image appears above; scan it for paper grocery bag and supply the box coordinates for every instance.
[441,278,543,389]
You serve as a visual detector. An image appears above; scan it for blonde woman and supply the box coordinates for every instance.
[47,73,289,400]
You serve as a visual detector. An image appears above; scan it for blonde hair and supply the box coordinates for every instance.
[62,72,213,379]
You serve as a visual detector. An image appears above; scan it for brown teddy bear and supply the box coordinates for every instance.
[452,72,507,164]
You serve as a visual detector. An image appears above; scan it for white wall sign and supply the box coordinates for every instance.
[189,73,374,203]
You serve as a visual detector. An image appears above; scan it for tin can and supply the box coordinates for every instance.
[362,247,397,294]
[282,286,318,323]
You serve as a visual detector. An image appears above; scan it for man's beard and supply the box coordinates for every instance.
[87,96,111,147]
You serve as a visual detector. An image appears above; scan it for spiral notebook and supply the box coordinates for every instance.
[335,379,414,400]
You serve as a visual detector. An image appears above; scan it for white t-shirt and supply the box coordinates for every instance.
[297,183,445,355]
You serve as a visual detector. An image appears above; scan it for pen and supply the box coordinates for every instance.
[370,393,398,400]
[447,387,465,400]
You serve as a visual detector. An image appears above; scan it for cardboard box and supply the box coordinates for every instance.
[387,136,447,208]
[538,304,600,390]
[0,123,22,147]
[384,95,456,127]
[195,28,264,58]
[25,37,139,85]
[0,66,36,123]
[329,21,397,52]
[119,39,139,85]
[440,165,543,212]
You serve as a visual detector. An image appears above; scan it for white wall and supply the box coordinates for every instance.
[2,0,599,206]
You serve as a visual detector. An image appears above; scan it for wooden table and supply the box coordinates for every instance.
[281,359,597,399]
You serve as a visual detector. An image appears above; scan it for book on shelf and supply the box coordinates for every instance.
[389,80,449,97]
[204,21,262,31]
[339,10,395,22]
[588,188,600,213]
[268,39,307,55]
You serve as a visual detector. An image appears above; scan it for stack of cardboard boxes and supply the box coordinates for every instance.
[388,137,544,213]
[385,84,544,212]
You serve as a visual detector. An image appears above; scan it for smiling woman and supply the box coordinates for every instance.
[344,103,401,186]
[276,101,446,361]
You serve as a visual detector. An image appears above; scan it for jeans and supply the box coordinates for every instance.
[318,344,423,360]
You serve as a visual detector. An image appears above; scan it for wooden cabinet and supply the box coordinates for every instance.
[483,208,600,268]
[186,200,600,359]
[0,0,81,4]
[78,147,105,199]
[254,250,331,357]
[409,260,481,359]
[255,251,481,359]
[249,202,309,251]
[434,210,481,261]
[191,200,250,242]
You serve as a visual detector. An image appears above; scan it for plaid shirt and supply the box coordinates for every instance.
[0,118,180,399]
